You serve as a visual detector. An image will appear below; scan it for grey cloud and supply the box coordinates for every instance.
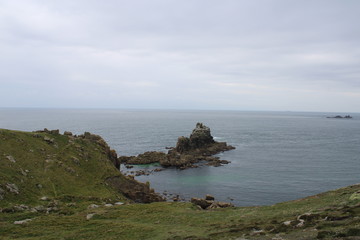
[0,0,360,111]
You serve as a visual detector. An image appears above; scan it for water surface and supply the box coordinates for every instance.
[1,108,359,206]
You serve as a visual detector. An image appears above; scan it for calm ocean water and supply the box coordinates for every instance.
[1,108,359,206]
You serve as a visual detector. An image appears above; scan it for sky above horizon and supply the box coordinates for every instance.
[1,0,360,112]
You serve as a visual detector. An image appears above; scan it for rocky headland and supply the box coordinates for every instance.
[0,128,164,205]
[119,123,235,170]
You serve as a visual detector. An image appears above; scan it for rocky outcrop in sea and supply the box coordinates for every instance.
[120,123,235,170]
[326,115,353,119]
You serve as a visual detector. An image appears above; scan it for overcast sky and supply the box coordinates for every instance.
[1,0,360,112]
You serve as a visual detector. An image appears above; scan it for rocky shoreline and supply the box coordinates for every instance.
[119,123,235,171]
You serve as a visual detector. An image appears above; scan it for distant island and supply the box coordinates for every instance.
[327,115,353,119]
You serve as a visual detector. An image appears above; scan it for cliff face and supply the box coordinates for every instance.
[0,129,164,208]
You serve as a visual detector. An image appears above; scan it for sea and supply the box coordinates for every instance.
[1,108,359,206]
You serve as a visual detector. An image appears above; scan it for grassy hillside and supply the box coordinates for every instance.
[1,129,359,239]
[0,129,161,207]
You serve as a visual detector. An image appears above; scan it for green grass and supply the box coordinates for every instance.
[1,186,359,239]
[0,129,127,207]
[1,129,359,239]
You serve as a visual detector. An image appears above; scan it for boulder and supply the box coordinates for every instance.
[86,213,95,220]
[6,155,16,163]
[14,219,32,225]
[13,204,29,211]
[50,129,60,135]
[205,194,215,201]
[191,197,212,209]
[88,204,99,209]
[43,136,55,144]
[0,187,5,200]
[32,205,46,213]
[64,131,73,136]
[217,201,234,208]
[5,183,19,194]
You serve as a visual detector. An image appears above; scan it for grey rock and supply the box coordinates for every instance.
[0,187,5,200]
[20,168,28,176]
[205,194,215,201]
[64,131,73,136]
[71,157,80,165]
[6,155,16,163]
[297,212,320,221]
[46,207,58,213]
[217,201,234,208]
[189,122,215,148]
[14,219,32,225]
[13,204,29,211]
[207,202,221,209]
[33,205,46,212]
[6,183,19,194]
[283,220,292,226]
[86,213,95,220]
[43,136,55,144]
[88,204,99,209]
[104,203,113,207]
[191,198,212,209]
[50,129,60,135]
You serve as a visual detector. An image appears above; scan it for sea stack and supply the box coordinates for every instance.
[120,123,235,170]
